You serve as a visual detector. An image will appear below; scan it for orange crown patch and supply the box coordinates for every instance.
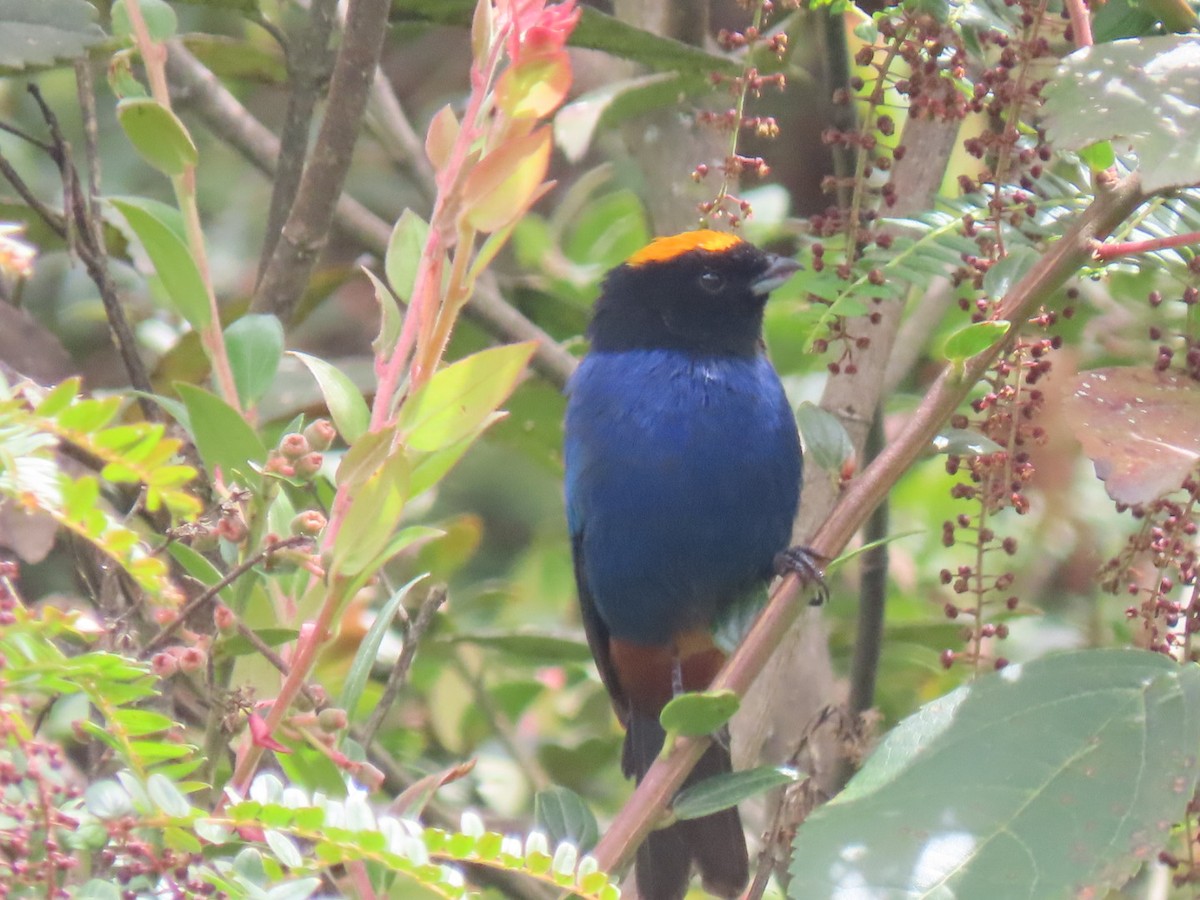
[626,230,744,267]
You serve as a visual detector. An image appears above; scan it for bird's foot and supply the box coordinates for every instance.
[774,546,829,606]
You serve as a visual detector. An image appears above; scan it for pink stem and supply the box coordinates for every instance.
[1093,230,1200,260]
[1064,0,1093,48]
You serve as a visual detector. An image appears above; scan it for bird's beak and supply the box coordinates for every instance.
[751,254,802,297]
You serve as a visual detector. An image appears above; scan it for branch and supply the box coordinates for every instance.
[734,113,962,787]
[1064,0,1094,48]
[360,585,447,745]
[143,535,314,655]
[165,42,578,388]
[257,0,339,282]
[251,0,392,320]
[591,172,1147,875]
[1091,230,1200,260]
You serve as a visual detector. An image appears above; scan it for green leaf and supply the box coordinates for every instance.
[463,127,553,234]
[409,425,494,498]
[659,689,740,738]
[941,320,1010,363]
[146,773,192,817]
[340,574,427,718]
[116,97,198,178]
[176,383,267,488]
[1078,139,1116,171]
[330,453,408,577]
[109,197,211,330]
[931,428,1005,457]
[534,786,600,853]
[113,708,175,737]
[75,881,122,900]
[166,542,225,587]
[674,765,799,821]
[111,0,177,41]
[789,649,1200,898]
[365,270,403,358]
[981,246,1039,299]
[385,209,429,305]
[290,352,370,444]
[85,780,134,820]
[795,402,853,475]
[264,830,303,869]
[35,377,80,417]
[0,0,105,72]
[1043,35,1200,192]
[225,314,284,409]
[398,342,536,451]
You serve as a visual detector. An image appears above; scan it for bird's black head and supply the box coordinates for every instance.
[588,230,800,356]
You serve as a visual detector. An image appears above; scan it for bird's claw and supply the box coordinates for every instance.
[774,546,829,606]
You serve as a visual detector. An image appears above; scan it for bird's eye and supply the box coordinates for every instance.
[699,270,724,293]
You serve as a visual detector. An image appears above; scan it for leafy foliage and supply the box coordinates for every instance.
[0,375,197,593]
[0,0,105,72]
[1043,35,1200,192]
[1,0,1200,895]
[790,651,1200,897]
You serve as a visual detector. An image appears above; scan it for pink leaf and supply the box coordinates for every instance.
[248,713,291,754]
[1063,366,1200,506]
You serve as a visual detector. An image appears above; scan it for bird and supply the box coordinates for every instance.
[564,229,812,900]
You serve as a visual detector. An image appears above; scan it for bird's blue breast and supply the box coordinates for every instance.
[565,349,801,645]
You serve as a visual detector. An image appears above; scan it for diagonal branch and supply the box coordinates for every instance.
[251,0,392,320]
[590,172,1147,876]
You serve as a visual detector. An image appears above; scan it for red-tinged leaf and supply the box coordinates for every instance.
[425,103,460,172]
[496,50,572,119]
[389,760,477,817]
[1063,367,1200,506]
[463,126,553,233]
[248,713,290,754]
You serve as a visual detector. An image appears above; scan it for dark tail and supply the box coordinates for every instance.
[623,712,750,900]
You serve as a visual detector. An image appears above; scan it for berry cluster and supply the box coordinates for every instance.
[0,701,82,897]
[693,0,794,226]
[937,326,1060,671]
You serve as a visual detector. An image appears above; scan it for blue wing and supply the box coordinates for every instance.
[564,348,801,646]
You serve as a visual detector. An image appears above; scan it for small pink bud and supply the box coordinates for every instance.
[151,653,178,678]
[303,419,337,451]
[214,604,236,632]
[278,433,310,460]
[293,452,324,480]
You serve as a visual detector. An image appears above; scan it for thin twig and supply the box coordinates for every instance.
[143,535,313,655]
[1092,230,1200,260]
[0,152,67,237]
[831,410,888,792]
[62,73,161,419]
[360,585,447,745]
